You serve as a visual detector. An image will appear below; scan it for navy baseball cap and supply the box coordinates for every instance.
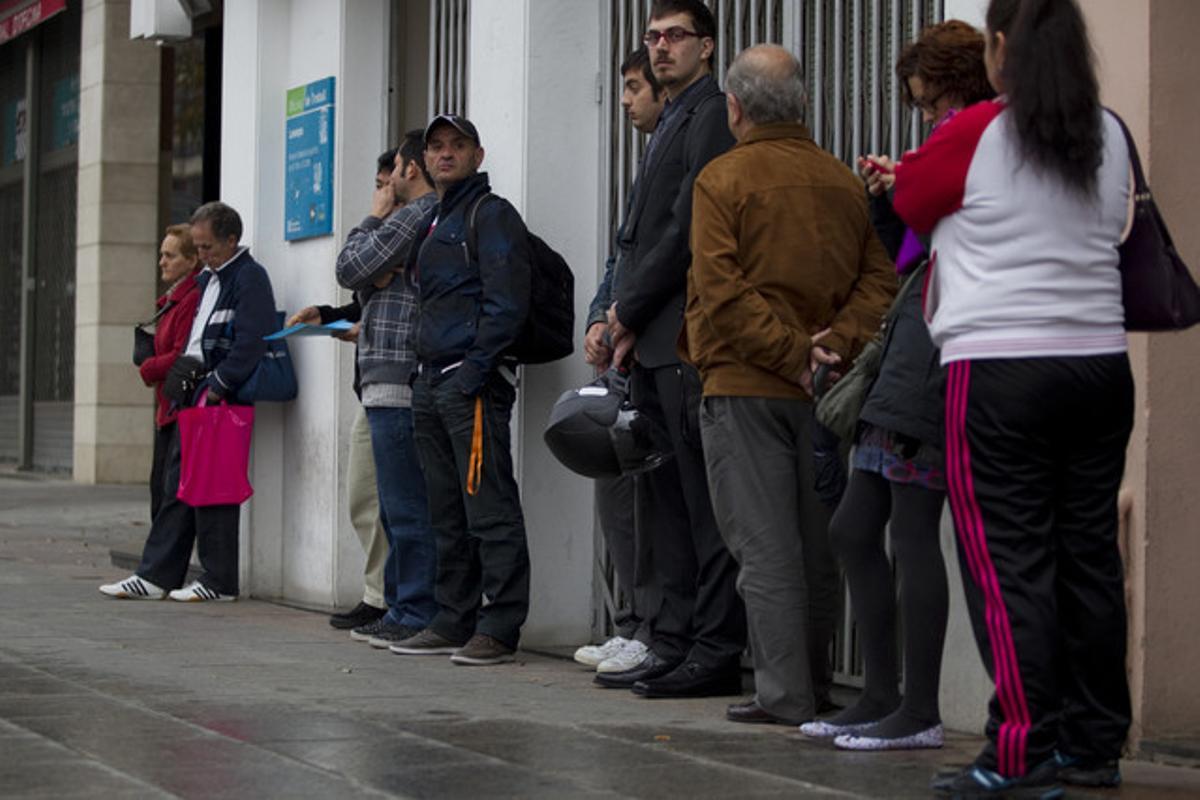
[423,114,481,146]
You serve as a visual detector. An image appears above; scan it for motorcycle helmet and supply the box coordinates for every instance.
[543,368,673,479]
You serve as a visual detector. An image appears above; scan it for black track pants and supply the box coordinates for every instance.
[944,355,1134,777]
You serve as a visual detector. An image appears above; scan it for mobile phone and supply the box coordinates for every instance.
[858,156,893,175]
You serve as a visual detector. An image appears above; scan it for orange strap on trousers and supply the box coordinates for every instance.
[466,396,483,496]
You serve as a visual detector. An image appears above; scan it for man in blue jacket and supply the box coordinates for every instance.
[101,201,277,603]
[389,115,533,666]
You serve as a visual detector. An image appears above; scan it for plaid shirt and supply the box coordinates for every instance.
[335,192,438,396]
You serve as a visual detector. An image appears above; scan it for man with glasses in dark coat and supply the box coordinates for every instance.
[599,0,746,699]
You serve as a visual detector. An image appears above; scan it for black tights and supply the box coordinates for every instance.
[827,468,948,737]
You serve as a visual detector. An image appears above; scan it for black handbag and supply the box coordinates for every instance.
[814,265,924,441]
[162,355,206,406]
[132,301,175,366]
[1109,111,1200,332]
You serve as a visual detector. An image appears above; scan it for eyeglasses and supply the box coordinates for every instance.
[911,90,945,115]
[642,26,703,46]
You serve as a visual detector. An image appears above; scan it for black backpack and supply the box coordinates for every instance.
[466,193,575,364]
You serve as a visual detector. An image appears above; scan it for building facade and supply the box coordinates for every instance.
[1,0,1195,752]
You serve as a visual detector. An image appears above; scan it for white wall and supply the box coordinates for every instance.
[943,0,987,27]
[468,0,604,646]
[222,0,389,607]
[222,0,603,640]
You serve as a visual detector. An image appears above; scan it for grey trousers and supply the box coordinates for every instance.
[700,395,839,721]
[596,474,653,643]
[348,405,389,609]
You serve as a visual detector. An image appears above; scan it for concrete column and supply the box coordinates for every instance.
[222,0,389,606]
[1037,0,1200,752]
[73,0,161,484]
[467,0,603,646]
[1137,0,1200,749]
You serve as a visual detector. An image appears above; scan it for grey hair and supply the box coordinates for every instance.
[725,48,807,125]
[190,201,243,243]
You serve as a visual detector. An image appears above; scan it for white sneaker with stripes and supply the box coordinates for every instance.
[573,636,631,668]
[99,575,165,600]
[597,639,649,674]
[168,581,236,602]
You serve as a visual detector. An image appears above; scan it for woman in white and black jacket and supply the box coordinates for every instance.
[894,0,1134,795]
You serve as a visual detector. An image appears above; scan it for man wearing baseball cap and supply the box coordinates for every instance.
[388,114,535,666]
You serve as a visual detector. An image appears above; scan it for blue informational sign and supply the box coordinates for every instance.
[284,77,335,241]
[51,74,79,150]
[51,74,79,151]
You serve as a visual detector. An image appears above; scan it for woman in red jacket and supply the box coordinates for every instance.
[137,225,202,522]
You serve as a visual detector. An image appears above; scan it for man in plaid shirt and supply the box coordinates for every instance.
[335,130,439,648]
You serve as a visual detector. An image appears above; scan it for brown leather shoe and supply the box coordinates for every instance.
[725,700,804,726]
[449,634,516,666]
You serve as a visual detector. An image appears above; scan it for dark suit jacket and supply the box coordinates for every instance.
[614,74,734,368]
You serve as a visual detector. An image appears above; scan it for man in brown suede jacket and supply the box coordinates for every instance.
[682,45,894,726]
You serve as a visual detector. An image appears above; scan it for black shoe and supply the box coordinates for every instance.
[632,661,743,698]
[1055,753,1120,788]
[725,699,803,726]
[593,651,678,689]
[931,759,1063,799]
[329,601,386,630]
[367,621,421,649]
[815,694,843,716]
[350,617,389,642]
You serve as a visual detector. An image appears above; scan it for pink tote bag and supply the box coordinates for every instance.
[176,397,255,506]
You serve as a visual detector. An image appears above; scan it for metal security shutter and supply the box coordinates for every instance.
[602,0,944,284]
[793,0,944,167]
[0,43,24,464]
[597,0,944,680]
[31,4,80,473]
[428,0,469,116]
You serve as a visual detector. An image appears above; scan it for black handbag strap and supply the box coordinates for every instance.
[1105,108,1149,195]
[137,300,175,329]
[1105,108,1179,255]
[881,262,926,329]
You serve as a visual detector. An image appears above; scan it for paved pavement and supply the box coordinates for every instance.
[1,473,1198,799]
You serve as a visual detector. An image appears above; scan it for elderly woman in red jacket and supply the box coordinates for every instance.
[136,224,202,521]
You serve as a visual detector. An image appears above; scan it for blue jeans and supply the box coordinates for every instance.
[365,406,438,630]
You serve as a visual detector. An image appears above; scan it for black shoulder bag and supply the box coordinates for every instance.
[132,302,174,366]
[1109,110,1200,331]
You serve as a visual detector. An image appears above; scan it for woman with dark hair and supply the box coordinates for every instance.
[800,19,994,753]
[893,0,1134,795]
[101,224,202,599]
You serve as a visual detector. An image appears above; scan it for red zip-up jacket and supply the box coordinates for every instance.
[138,269,202,428]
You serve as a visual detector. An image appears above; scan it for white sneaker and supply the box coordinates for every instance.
[573,636,630,667]
[99,575,165,600]
[597,639,649,673]
[168,581,236,602]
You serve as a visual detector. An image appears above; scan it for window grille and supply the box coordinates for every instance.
[604,0,942,274]
[795,0,944,167]
[428,0,469,116]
